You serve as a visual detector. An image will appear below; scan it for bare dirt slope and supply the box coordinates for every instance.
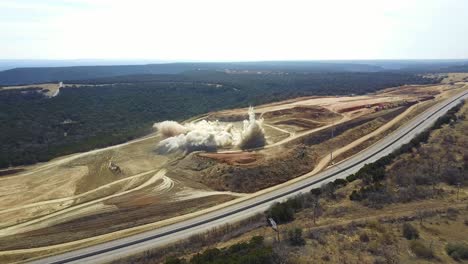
[0,83,61,97]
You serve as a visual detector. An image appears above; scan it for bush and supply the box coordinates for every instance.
[349,183,385,201]
[268,202,295,223]
[402,223,419,240]
[446,243,468,260]
[410,240,434,259]
[171,236,275,264]
[310,188,322,196]
[309,230,327,245]
[333,178,348,187]
[447,208,459,220]
[288,227,306,246]
[346,173,358,182]
[359,232,370,242]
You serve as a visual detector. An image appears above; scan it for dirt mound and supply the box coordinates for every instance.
[168,145,319,193]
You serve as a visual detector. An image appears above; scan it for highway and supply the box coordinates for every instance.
[31,89,468,264]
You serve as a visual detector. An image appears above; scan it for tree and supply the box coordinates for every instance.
[310,195,322,225]
[410,240,434,259]
[268,202,294,223]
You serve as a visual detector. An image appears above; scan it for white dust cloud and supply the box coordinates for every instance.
[153,121,188,138]
[238,107,266,149]
[154,107,266,154]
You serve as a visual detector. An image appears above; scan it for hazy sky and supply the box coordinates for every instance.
[1,0,467,61]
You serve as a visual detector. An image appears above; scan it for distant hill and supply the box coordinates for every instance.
[0,64,198,85]
[0,59,169,71]
[2,60,467,86]
[0,61,386,85]
[437,64,468,73]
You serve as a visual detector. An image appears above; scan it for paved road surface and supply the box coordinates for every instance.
[30,89,468,264]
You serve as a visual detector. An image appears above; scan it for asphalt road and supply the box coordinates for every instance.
[30,89,468,264]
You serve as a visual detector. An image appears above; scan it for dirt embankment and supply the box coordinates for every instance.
[198,152,264,166]
[263,106,341,122]
[263,106,342,132]
[169,107,408,193]
[168,145,318,193]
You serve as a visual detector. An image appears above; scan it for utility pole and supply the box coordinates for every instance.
[457,182,461,200]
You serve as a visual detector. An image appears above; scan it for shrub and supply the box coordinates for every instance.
[346,173,358,182]
[410,240,434,259]
[446,208,459,220]
[285,195,305,211]
[367,240,380,254]
[402,223,419,240]
[446,243,468,260]
[349,190,362,201]
[288,227,306,246]
[310,188,322,196]
[309,230,327,245]
[379,230,395,245]
[349,183,385,202]
[321,182,337,199]
[183,236,274,264]
[359,232,370,242]
[268,202,295,223]
[367,220,386,233]
[333,178,348,187]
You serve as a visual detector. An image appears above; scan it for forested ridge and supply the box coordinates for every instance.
[0,71,437,168]
[0,61,387,85]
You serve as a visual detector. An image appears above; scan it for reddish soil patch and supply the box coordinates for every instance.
[199,152,262,165]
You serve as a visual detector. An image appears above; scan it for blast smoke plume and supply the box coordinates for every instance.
[153,121,187,138]
[154,107,266,154]
[238,107,266,149]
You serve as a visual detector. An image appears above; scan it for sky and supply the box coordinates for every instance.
[1,0,468,61]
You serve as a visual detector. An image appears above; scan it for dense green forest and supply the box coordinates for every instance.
[0,71,438,168]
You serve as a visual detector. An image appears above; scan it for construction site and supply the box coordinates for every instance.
[0,79,466,263]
